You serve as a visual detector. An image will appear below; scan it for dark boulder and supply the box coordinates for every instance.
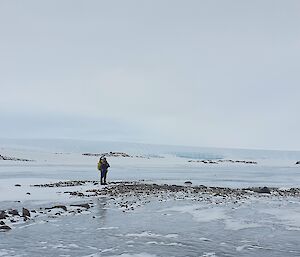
[296,161,300,165]
[70,203,90,209]
[258,187,271,194]
[0,221,5,225]
[45,205,67,212]
[14,184,21,187]
[8,209,19,216]
[184,181,193,185]
[0,211,8,220]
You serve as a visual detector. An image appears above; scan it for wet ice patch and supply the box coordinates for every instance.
[101,248,118,253]
[260,207,300,230]
[50,243,81,250]
[124,231,178,239]
[84,254,157,257]
[146,241,183,246]
[201,252,217,257]
[236,244,264,252]
[224,219,261,231]
[199,237,211,242]
[163,205,227,223]
[106,254,157,257]
[0,249,21,257]
[97,226,119,230]
[164,234,178,238]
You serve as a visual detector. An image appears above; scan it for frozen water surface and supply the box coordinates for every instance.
[0,143,300,256]
[1,197,300,257]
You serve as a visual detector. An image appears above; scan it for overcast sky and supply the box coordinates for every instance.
[0,0,299,150]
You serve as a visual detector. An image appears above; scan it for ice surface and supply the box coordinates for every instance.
[0,142,300,256]
[162,205,228,223]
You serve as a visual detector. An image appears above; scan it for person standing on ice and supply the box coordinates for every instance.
[98,157,110,185]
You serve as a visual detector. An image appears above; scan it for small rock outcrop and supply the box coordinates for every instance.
[0,154,34,162]
[296,161,300,165]
[0,225,11,231]
[45,205,67,212]
[0,211,8,220]
[258,187,271,194]
[8,209,19,216]
[70,203,90,209]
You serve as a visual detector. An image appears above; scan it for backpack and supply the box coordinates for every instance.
[97,159,103,170]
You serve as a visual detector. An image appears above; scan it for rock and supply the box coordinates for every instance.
[184,181,192,185]
[0,211,8,220]
[70,203,90,209]
[22,208,31,218]
[52,205,67,211]
[258,187,271,194]
[0,221,5,225]
[8,209,19,216]
[0,154,33,162]
[296,161,300,165]
[14,184,21,187]
[45,205,68,211]
[0,225,11,231]
[26,192,31,195]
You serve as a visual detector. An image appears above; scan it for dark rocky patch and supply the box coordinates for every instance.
[32,180,95,188]
[70,203,90,209]
[258,187,271,194]
[8,209,19,216]
[82,152,131,158]
[246,187,271,194]
[45,205,68,212]
[0,211,8,220]
[188,159,257,165]
[82,151,150,159]
[0,225,11,231]
[0,154,34,162]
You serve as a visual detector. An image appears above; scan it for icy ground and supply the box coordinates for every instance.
[0,145,300,256]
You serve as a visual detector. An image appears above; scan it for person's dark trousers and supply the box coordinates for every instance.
[101,170,107,185]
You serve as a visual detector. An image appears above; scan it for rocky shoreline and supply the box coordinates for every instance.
[32,180,300,198]
[0,154,34,162]
[82,151,149,159]
[1,181,299,232]
[188,159,257,164]
[0,201,94,232]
